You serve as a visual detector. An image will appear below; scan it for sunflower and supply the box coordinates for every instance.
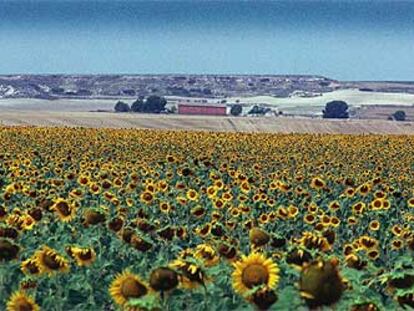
[344,187,355,198]
[321,215,331,226]
[391,225,403,236]
[21,214,36,231]
[140,191,154,204]
[391,239,404,250]
[0,239,20,262]
[250,288,278,310]
[217,243,238,261]
[6,290,40,311]
[310,177,325,190]
[230,208,240,218]
[357,183,371,196]
[149,267,179,292]
[240,182,251,194]
[51,198,76,222]
[69,188,84,199]
[186,189,198,201]
[232,253,279,297]
[206,186,217,198]
[286,249,313,269]
[258,214,269,224]
[328,201,340,211]
[109,270,148,306]
[370,198,383,211]
[347,216,358,226]
[352,202,366,215]
[367,249,380,260]
[175,227,187,240]
[21,257,41,275]
[89,183,101,194]
[249,228,270,248]
[369,220,380,231]
[359,236,379,250]
[408,198,414,208]
[77,174,90,186]
[83,209,106,226]
[193,244,220,267]
[300,232,331,252]
[169,259,207,289]
[288,205,299,218]
[159,202,171,214]
[34,245,70,275]
[67,246,96,266]
[330,217,340,228]
[108,217,124,232]
[195,223,211,238]
[299,259,344,308]
[213,198,225,209]
[345,253,367,270]
[304,214,316,225]
[191,206,206,218]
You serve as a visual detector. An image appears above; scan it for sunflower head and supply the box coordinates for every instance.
[67,246,96,266]
[83,209,106,226]
[217,243,238,261]
[109,270,148,306]
[34,245,70,275]
[6,290,40,311]
[193,244,219,267]
[286,249,312,269]
[299,259,344,308]
[149,267,179,292]
[21,257,41,275]
[0,239,20,262]
[249,228,270,248]
[169,259,207,289]
[52,199,76,222]
[232,252,279,297]
[250,288,278,310]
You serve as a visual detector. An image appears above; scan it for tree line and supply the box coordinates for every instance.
[115,97,407,121]
[114,96,167,113]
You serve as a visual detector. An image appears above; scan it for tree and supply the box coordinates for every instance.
[392,110,406,121]
[248,105,270,116]
[322,101,349,119]
[144,95,167,113]
[114,101,130,112]
[230,104,243,116]
[131,96,167,113]
[131,97,144,112]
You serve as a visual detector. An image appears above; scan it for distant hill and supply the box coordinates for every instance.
[0,74,336,99]
[1,75,413,100]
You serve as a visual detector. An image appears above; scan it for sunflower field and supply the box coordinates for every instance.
[1,127,414,310]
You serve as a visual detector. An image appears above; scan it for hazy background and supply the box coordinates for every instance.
[0,0,413,81]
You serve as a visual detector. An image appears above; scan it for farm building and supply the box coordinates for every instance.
[177,102,227,116]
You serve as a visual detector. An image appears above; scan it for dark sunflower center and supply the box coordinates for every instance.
[150,268,178,291]
[315,180,324,187]
[0,240,19,261]
[121,278,147,299]
[79,250,92,260]
[27,261,40,274]
[17,300,35,311]
[56,202,71,216]
[43,253,61,270]
[242,264,269,288]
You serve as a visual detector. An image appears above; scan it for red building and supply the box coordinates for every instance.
[177,103,227,116]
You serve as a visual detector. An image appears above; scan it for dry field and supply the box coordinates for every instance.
[0,111,414,135]
[355,105,414,121]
